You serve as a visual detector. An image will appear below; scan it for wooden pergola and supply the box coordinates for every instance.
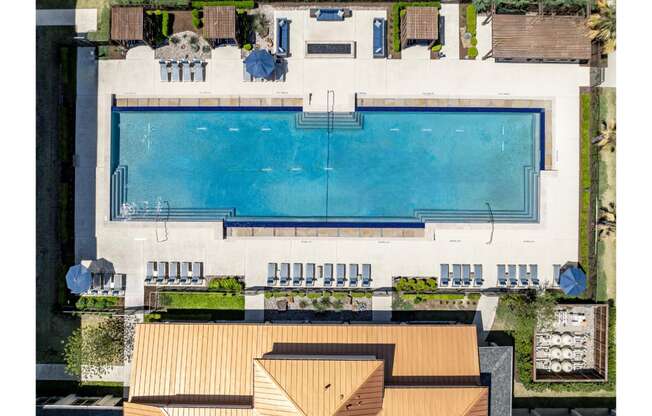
[202,6,237,46]
[492,15,593,63]
[110,6,144,45]
[400,6,439,49]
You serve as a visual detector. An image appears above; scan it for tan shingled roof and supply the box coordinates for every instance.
[110,7,143,41]
[380,387,489,416]
[403,7,439,41]
[492,15,592,60]
[203,6,236,40]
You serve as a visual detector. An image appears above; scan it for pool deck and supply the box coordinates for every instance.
[76,6,590,312]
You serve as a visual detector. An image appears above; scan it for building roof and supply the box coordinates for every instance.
[110,7,143,41]
[380,387,489,416]
[479,346,513,416]
[402,7,439,42]
[492,15,592,61]
[203,6,236,40]
[126,323,484,416]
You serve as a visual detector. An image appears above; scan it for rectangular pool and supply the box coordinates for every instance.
[110,107,542,224]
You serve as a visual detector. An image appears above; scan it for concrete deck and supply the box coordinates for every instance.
[76,8,590,311]
[36,9,97,33]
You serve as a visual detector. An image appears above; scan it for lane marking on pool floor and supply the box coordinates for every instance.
[261,168,272,172]
[290,167,302,172]
[196,127,207,131]
[421,128,432,132]
[260,127,271,132]
[389,128,400,132]
[228,127,240,132]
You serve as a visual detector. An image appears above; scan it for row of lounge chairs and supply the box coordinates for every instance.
[160,60,205,82]
[267,263,371,288]
[497,264,539,287]
[88,273,125,296]
[144,261,204,286]
[440,264,483,287]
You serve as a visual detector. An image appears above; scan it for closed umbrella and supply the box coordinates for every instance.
[559,266,587,296]
[244,49,275,78]
[66,264,92,294]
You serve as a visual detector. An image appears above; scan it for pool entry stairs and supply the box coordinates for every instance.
[295,112,364,130]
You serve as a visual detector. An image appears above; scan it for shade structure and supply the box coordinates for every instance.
[244,49,275,78]
[559,266,587,296]
[66,264,92,294]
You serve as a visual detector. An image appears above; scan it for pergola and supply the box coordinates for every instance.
[401,6,439,49]
[110,6,144,46]
[202,6,237,46]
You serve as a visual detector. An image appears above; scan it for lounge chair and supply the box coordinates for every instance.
[113,274,125,296]
[324,263,333,287]
[373,18,386,58]
[168,262,179,285]
[508,264,517,286]
[102,274,112,295]
[440,264,449,286]
[312,8,348,21]
[192,262,203,285]
[157,262,168,285]
[497,265,506,286]
[145,261,155,285]
[292,263,302,286]
[336,264,345,288]
[452,264,462,286]
[306,263,315,287]
[90,274,101,295]
[349,264,358,287]
[530,264,539,286]
[362,264,371,287]
[519,264,528,286]
[553,264,561,286]
[276,18,289,57]
[180,262,190,285]
[267,263,277,286]
[159,60,169,82]
[280,263,290,286]
[192,60,204,82]
[182,60,191,82]
[462,264,471,286]
[474,264,483,286]
[170,61,180,82]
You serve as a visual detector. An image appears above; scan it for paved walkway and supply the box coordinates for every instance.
[473,294,500,341]
[36,9,97,33]
[245,293,265,322]
[372,294,392,322]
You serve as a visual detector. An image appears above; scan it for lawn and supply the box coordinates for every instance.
[578,92,592,289]
[158,292,245,310]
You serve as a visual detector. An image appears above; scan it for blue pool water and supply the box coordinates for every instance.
[111,108,541,223]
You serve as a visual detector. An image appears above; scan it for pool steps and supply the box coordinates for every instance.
[295,112,363,130]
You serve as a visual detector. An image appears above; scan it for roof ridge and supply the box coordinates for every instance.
[459,387,488,416]
[332,360,384,415]
[254,359,306,416]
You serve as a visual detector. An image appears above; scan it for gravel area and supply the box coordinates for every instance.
[155,31,212,61]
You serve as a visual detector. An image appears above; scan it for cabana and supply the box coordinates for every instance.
[203,6,237,47]
[401,6,439,49]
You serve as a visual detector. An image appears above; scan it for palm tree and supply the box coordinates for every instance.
[587,0,616,54]
[597,202,616,238]
[592,120,616,152]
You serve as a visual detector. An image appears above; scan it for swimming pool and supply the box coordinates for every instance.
[110,107,542,224]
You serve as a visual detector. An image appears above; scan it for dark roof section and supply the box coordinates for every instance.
[479,346,513,416]
[36,407,123,416]
[401,6,439,46]
[203,6,237,40]
[492,15,592,61]
[110,7,144,41]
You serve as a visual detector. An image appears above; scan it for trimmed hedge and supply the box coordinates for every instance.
[579,93,592,283]
[431,43,442,52]
[162,11,171,37]
[467,46,478,58]
[191,8,202,29]
[466,4,477,35]
[243,43,253,51]
[208,277,244,292]
[395,277,438,293]
[191,1,254,9]
[76,296,120,311]
[158,292,245,310]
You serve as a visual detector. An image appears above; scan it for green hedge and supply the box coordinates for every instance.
[402,293,466,301]
[191,1,255,9]
[208,277,244,292]
[467,47,478,58]
[392,2,442,53]
[114,0,190,6]
[158,292,245,310]
[192,8,202,29]
[466,4,477,35]
[395,277,438,293]
[76,296,120,311]
[579,93,592,281]
[162,11,171,37]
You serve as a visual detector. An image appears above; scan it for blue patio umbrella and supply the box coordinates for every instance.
[66,264,92,294]
[559,266,587,296]
[244,49,275,78]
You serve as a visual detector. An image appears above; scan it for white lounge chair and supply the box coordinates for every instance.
[191,262,203,285]
[192,60,204,82]
[170,61,180,82]
[182,60,191,82]
[159,60,169,82]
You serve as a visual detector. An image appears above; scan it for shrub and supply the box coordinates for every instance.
[170,35,180,44]
[471,37,478,46]
[144,313,161,323]
[333,292,349,300]
[298,300,309,309]
[192,9,202,29]
[307,292,322,299]
[319,296,332,307]
[467,47,478,58]
[243,43,253,51]
[350,291,371,298]
[75,297,87,310]
[466,4,477,35]
[208,277,243,292]
[431,44,442,52]
[264,291,274,299]
[426,278,438,290]
[191,1,254,9]
[202,45,211,53]
[162,11,171,37]
[400,9,407,17]
[467,293,481,301]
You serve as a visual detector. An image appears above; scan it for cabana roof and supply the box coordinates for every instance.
[110,6,144,41]
[203,6,237,40]
[401,6,439,46]
[492,15,593,61]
